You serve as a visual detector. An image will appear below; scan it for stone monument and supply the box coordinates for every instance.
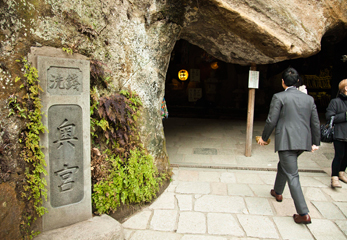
[37,55,91,231]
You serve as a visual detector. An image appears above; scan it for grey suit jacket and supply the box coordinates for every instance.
[261,87,320,152]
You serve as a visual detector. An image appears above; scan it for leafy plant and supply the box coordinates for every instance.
[92,148,163,214]
[90,85,166,214]
[91,89,142,160]
[8,94,26,118]
[62,47,73,55]
[8,57,48,237]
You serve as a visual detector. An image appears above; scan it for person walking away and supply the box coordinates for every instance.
[296,75,308,94]
[257,67,320,224]
[326,79,347,188]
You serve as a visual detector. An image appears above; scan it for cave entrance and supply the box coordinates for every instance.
[164,36,347,168]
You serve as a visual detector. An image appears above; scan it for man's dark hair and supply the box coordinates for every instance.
[282,67,299,86]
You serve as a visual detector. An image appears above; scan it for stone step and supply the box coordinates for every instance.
[34,215,124,240]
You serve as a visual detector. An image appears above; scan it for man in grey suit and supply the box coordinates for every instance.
[257,67,320,224]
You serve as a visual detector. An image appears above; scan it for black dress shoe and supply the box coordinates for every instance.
[293,214,311,224]
[270,189,283,202]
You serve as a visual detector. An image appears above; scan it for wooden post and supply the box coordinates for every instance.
[245,64,256,157]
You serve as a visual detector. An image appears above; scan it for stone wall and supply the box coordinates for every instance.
[1,0,347,238]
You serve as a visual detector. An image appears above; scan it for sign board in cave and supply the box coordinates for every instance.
[37,56,91,231]
[248,70,259,89]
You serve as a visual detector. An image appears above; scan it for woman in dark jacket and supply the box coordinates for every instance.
[326,79,347,188]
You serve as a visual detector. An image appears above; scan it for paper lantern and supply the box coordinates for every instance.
[178,69,189,81]
[211,62,219,69]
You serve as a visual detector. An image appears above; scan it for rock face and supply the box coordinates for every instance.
[0,0,346,237]
[0,182,24,240]
[180,0,347,65]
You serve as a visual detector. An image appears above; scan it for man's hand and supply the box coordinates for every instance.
[257,137,267,146]
[311,145,319,152]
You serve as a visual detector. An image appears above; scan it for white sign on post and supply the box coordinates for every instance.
[248,70,259,89]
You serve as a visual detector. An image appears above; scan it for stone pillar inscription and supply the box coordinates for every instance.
[38,56,91,231]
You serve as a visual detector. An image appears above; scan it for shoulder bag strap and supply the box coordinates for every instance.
[329,116,335,127]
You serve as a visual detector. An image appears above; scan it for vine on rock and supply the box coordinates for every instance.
[8,57,48,238]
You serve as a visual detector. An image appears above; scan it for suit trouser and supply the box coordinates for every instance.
[274,150,309,215]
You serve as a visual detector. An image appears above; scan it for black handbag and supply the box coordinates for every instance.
[320,116,335,143]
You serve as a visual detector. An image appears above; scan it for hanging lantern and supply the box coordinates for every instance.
[178,69,189,81]
[211,62,219,70]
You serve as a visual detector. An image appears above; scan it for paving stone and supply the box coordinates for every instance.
[178,170,199,181]
[298,159,321,169]
[304,187,328,201]
[123,211,152,230]
[314,160,331,168]
[167,147,178,156]
[129,230,181,240]
[176,194,193,211]
[335,202,347,217]
[184,154,213,163]
[258,173,277,185]
[36,214,124,240]
[178,147,194,155]
[228,237,260,240]
[175,181,211,194]
[181,235,227,240]
[217,148,234,155]
[335,220,347,236]
[313,176,331,187]
[195,194,202,199]
[306,201,324,219]
[149,192,175,210]
[227,183,254,196]
[194,195,247,213]
[172,168,179,175]
[171,169,179,181]
[237,215,279,239]
[299,172,328,177]
[272,199,296,216]
[273,216,314,240]
[199,171,221,182]
[300,176,328,187]
[272,196,324,219]
[322,187,347,201]
[307,219,347,240]
[169,154,185,164]
[311,201,346,219]
[249,183,291,198]
[234,172,264,184]
[245,197,273,215]
[177,212,206,234]
[165,183,177,192]
[150,210,178,231]
[207,213,244,236]
[194,148,218,155]
[211,155,237,165]
[123,229,133,240]
[211,182,228,195]
[220,172,236,183]
[322,152,334,160]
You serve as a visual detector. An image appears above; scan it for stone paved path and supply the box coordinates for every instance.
[123,118,347,239]
[164,118,334,173]
[122,168,347,240]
